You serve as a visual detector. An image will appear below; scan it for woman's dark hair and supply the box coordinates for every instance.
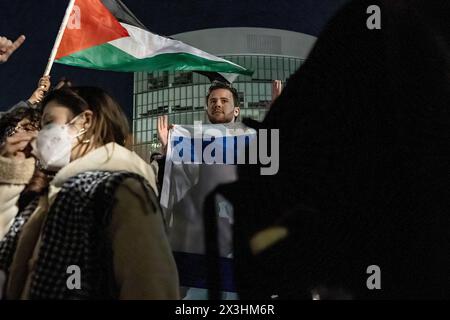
[0,106,41,144]
[41,87,131,152]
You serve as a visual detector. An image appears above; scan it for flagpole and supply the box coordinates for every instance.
[43,0,76,76]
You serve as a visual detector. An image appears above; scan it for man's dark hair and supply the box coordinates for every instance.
[205,81,240,108]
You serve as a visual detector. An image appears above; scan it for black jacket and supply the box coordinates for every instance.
[229,0,449,299]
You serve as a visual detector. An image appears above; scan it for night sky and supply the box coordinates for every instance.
[0,0,349,118]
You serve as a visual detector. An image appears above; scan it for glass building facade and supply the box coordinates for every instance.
[132,54,304,161]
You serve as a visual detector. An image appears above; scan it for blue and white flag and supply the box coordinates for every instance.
[160,122,256,299]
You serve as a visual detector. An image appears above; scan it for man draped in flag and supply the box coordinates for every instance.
[156,82,257,299]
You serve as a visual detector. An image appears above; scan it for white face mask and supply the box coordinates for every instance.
[33,115,86,171]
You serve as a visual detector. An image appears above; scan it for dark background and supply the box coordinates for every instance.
[0,0,348,118]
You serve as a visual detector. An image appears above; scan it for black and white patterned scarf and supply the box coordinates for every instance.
[1,170,157,300]
[0,198,39,274]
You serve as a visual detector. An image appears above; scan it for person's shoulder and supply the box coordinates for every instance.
[109,176,161,226]
[118,176,147,194]
[115,175,158,209]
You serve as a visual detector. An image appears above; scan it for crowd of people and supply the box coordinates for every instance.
[0,0,449,300]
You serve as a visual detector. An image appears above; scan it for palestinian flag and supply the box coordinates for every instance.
[55,0,253,82]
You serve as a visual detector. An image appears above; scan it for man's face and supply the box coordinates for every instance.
[206,88,240,124]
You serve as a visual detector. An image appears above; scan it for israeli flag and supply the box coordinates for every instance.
[160,122,256,299]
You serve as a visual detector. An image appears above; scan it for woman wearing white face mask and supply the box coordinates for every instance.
[32,112,88,172]
[0,87,179,300]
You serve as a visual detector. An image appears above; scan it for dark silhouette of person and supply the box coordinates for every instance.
[223,0,449,299]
